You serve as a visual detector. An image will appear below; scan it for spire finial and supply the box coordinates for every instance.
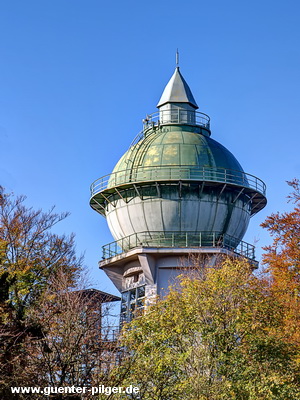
[176,49,179,68]
[157,60,198,109]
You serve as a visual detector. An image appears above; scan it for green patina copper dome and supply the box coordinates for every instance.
[113,125,243,173]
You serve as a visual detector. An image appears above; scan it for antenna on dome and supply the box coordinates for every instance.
[176,49,179,68]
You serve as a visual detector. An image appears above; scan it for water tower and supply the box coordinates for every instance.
[90,65,267,323]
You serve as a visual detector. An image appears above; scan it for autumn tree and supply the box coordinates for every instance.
[114,258,300,400]
[261,179,300,349]
[0,187,82,388]
[0,188,118,399]
[13,272,118,400]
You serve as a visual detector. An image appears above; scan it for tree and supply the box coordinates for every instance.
[16,272,118,400]
[0,187,82,393]
[114,258,300,400]
[0,188,118,399]
[261,179,300,350]
[0,187,81,320]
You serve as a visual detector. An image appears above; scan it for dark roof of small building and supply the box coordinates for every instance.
[75,288,120,303]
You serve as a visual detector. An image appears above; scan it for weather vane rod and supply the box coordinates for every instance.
[176,49,179,67]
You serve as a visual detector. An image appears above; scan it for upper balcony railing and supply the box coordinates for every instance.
[90,166,266,198]
[143,110,210,129]
[130,110,211,147]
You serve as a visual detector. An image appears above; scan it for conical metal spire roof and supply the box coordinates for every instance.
[157,67,198,109]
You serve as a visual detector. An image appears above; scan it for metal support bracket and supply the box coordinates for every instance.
[246,192,258,206]
[217,183,227,200]
[115,187,127,203]
[232,187,245,204]
[91,197,106,212]
[179,181,182,198]
[199,181,205,197]
[133,184,142,199]
[251,198,265,214]
[155,182,161,197]
[100,192,116,207]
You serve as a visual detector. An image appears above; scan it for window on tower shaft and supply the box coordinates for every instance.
[120,286,145,325]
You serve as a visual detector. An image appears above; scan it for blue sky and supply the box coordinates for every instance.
[1,0,300,295]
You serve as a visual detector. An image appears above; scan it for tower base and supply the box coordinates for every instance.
[99,247,257,324]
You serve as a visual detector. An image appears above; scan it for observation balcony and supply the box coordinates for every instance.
[143,110,210,129]
[101,231,256,261]
[90,166,267,217]
[91,165,266,196]
[130,110,211,146]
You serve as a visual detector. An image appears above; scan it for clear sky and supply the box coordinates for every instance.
[1,0,300,296]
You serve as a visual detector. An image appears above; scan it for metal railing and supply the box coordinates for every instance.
[101,231,255,260]
[90,165,266,197]
[130,110,211,147]
[143,110,210,129]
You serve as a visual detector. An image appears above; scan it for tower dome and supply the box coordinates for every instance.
[90,67,266,253]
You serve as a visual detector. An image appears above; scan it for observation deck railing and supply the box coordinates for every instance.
[90,166,266,197]
[143,110,210,129]
[101,231,255,261]
[130,110,211,147]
